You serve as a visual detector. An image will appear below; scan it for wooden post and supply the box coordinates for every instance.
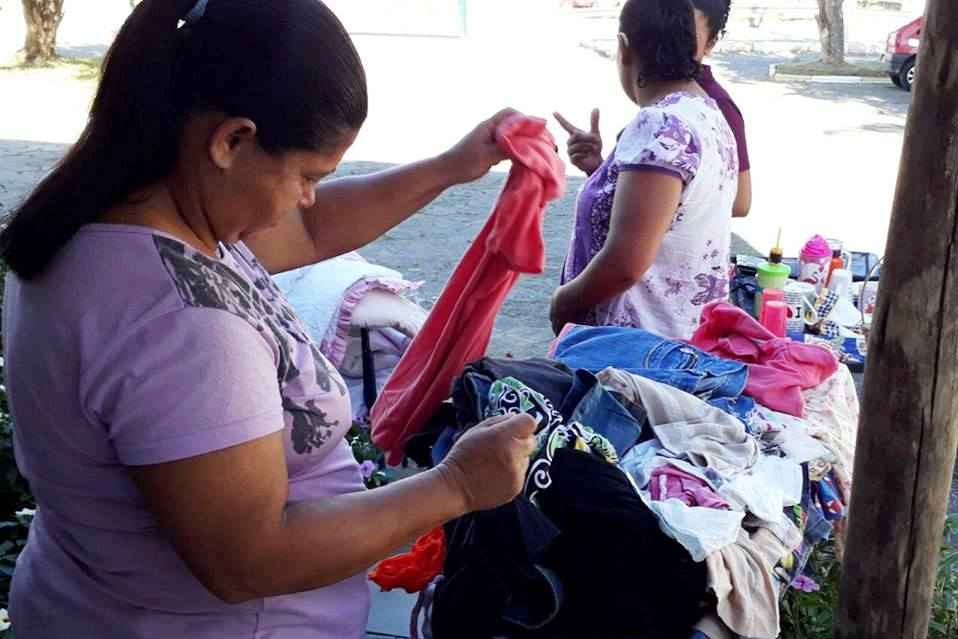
[835,1,958,638]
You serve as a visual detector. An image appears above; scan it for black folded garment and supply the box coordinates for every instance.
[431,449,709,639]
[431,497,564,639]
[536,449,710,639]
[403,402,458,468]
[453,358,576,427]
[424,358,708,638]
[405,357,576,467]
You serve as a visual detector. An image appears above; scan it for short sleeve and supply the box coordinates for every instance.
[81,307,285,466]
[616,111,701,184]
[717,100,750,172]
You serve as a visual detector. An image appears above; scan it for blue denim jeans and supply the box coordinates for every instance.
[431,373,493,466]
[565,370,647,457]
[553,326,755,424]
[431,425,460,466]
[780,465,832,595]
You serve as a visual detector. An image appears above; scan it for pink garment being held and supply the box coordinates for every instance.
[690,302,838,416]
[371,114,565,464]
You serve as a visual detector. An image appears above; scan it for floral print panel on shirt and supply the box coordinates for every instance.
[154,236,348,457]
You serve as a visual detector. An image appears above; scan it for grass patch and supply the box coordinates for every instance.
[781,515,958,639]
[0,56,102,82]
[61,56,103,82]
[776,60,887,78]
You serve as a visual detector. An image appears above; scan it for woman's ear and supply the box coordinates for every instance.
[704,36,719,57]
[617,32,632,67]
[208,117,259,171]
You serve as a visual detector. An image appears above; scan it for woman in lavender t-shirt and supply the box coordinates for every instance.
[0,2,536,638]
[551,0,738,340]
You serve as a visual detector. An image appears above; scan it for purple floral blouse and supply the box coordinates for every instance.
[561,92,739,340]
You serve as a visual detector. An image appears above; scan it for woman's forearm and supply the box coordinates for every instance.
[136,412,534,607]
[732,170,752,218]
[236,413,533,602]
[551,251,646,333]
[233,465,466,602]
[564,250,648,314]
[304,110,515,261]
[306,154,461,261]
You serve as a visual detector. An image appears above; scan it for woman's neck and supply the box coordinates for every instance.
[100,182,221,258]
[634,79,702,107]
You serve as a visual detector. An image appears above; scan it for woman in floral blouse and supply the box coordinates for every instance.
[552,0,738,340]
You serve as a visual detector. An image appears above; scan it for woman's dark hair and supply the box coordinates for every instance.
[691,0,731,47]
[0,0,368,279]
[619,0,700,86]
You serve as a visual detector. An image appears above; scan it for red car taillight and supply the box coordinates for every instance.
[886,32,898,54]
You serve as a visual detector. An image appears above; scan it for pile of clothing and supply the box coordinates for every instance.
[362,114,855,638]
[372,302,858,639]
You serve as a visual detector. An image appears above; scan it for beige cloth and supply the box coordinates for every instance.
[801,364,859,489]
[598,368,758,479]
[695,614,734,639]
[706,523,803,639]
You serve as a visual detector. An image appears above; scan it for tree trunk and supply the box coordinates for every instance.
[20,0,65,65]
[816,0,846,65]
[834,0,958,637]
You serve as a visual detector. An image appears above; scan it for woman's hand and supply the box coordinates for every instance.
[550,283,587,336]
[439,109,518,185]
[436,413,537,512]
[554,109,603,177]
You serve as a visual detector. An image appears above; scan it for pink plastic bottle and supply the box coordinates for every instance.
[759,288,786,324]
[799,235,832,294]
[761,300,789,338]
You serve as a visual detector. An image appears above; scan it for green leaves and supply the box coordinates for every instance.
[781,519,958,638]
[347,423,393,490]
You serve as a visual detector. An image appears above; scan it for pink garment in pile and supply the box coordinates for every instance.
[371,115,565,464]
[649,465,730,510]
[690,302,838,417]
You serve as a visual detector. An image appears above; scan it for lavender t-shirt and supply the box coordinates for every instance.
[4,225,369,638]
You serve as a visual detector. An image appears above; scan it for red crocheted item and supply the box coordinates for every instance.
[369,527,446,593]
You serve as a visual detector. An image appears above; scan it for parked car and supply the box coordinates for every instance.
[883,17,921,92]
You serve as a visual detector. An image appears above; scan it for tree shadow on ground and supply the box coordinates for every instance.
[708,52,912,118]
[58,44,109,59]
[0,139,69,216]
